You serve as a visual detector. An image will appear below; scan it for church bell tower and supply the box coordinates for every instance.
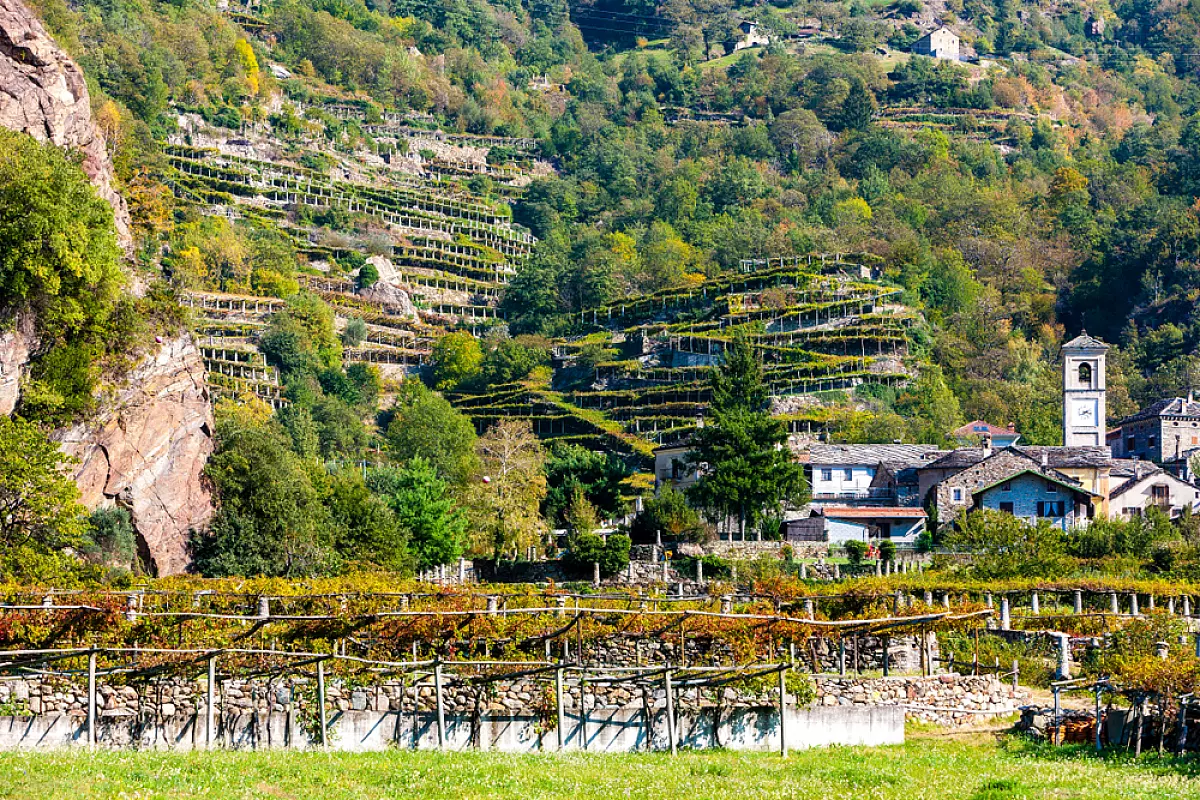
[1062,332,1108,447]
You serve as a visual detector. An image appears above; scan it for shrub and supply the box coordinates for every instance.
[878,539,896,563]
[566,532,631,577]
[843,539,868,565]
[357,262,380,288]
[341,317,367,347]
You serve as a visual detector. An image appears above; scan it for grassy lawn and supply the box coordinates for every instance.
[0,735,1197,800]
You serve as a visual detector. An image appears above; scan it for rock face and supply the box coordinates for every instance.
[58,336,214,576]
[0,0,131,247]
[0,0,214,574]
[0,312,33,415]
[358,256,419,320]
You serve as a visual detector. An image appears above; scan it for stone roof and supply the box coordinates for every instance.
[1110,468,1195,499]
[922,445,1110,471]
[1062,331,1109,350]
[808,444,945,467]
[1115,397,1200,427]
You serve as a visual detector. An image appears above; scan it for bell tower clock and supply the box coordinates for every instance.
[1061,332,1108,447]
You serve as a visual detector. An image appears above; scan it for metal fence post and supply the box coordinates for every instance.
[555,665,566,751]
[664,669,677,755]
[434,659,446,750]
[317,658,329,749]
[86,649,97,748]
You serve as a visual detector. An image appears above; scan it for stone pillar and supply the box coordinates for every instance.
[1000,596,1011,630]
[1110,591,1120,615]
[1074,590,1083,615]
[804,598,815,620]
[1031,592,1040,616]
[985,593,994,609]
[1131,593,1140,616]
[1056,633,1071,680]
[1186,596,1193,617]
[1169,597,1177,616]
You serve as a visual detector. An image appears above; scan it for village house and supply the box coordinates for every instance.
[734,20,770,52]
[1108,393,1200,466]
[912,26,960,60]
[953,420,1021,448]
[1108,459,1200,519]
[807,444,944,507]
[922,445,1104,529]
[652,441,701,492]
[815,506,928,544]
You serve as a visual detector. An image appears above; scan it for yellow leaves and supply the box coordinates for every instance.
[832,197,873,227]
[233,39,260,96]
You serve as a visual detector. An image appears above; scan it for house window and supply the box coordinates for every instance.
[1152,485,1169,505]
[1047,483,1057,494]
[1001,482,1011,491]
[821,469,832,482]
[1149,434,1158,448]
[952,488,963,502]
[1127,436,1135,451]
[1037,501,1066,518]
[844,468,854,482]
[1078,363,1092,388]
[999,502,1014,514]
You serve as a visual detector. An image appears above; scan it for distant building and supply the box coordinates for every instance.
[1110,393,1200,465]
[953,420,1021,448]
[1086,17,1105,37]
[1108,459,1200,519]
[912,26,960,60]
[652,442,701,492]
[807,444,945,507]
[734,20,770,52]
[817,506,928,544]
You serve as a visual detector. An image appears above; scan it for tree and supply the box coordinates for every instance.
[564,485,598,537]
[323,472,409,572]
[543,442,630,525]
[0,130,123,423]
[687,335,809,540]
[83,507,137,571]
[369,457,468,571]
[632,485,705,542]
[0,416,87,554]
[192,413,333,577]
[464,419,548,560]
[430,332,483,390]
[385,381,479,486]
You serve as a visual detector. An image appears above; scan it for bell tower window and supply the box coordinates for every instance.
[1078,362,1092,388]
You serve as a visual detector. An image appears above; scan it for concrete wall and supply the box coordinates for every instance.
[0,705,903,753]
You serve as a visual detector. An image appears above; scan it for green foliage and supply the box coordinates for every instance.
[543,442,629,525]
[386,381,479,486]
[0,416,87,562]
[260,292,342,377]
[687,335,808,539]
[82,507,137,571]
[340,317,368,347]
[0,130,125,423]
[943,511,1070,580]
[632,486,706,542]
[430,332,483,390]
[368,457,467,571]
[480,337,549,386]
[843,539,868,566]
[357,262,380,289]
[566,532,631,577]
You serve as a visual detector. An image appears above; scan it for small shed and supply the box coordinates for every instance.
[912,26,960,60]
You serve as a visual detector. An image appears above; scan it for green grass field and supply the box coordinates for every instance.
[0,736,1196,800]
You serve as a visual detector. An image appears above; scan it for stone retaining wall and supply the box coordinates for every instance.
[813,674,1029,725]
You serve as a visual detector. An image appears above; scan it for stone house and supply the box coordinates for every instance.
[953,420,1020,447]
[912,26,960,60]
[652,442,700,492]
[734,20,771,51]
[1109,394,1200,465]
[923,446,1102,528]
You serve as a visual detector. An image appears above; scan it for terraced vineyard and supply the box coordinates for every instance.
[450,254,920,468]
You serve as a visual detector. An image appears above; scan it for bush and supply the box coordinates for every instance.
[843,539,868,565]
[83,507,137,571]
[357,262,380,288]
[341,317,367,347]
[878,539,896,563]
[566,532,631,577]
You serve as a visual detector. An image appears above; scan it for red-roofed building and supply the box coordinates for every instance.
[953,420,1021,448]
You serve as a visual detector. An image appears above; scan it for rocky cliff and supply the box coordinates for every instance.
[0,0,130,247]
[0,0,213,574]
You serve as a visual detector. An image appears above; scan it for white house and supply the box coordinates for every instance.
[912,26,960,60]
[734,21,771,51]
[1109,461,1200,519]
[808,444,944,505]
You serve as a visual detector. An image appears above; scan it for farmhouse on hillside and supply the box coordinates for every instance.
[912,26,960,60]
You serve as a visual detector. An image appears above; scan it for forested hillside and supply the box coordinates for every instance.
[7,0,1200,577]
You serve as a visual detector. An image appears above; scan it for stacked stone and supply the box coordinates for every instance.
[813,674,1029,725]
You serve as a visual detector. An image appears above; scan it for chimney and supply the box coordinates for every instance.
[1007,423,1016,432]
[1041,452,1049,468]
[981,432,993,457]
[1134,457,1142,480]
